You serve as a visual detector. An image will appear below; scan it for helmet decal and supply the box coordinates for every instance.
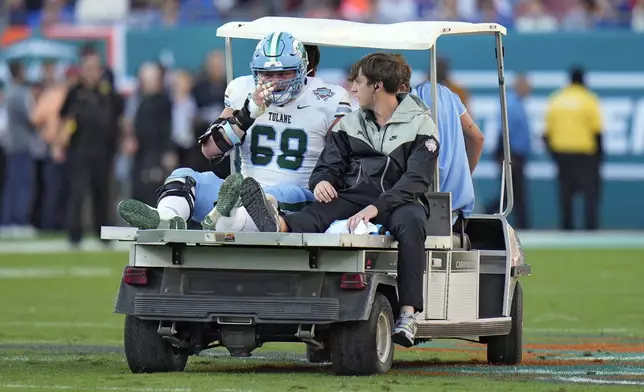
[292,39,306,59]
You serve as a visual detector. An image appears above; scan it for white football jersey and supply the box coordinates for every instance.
[224,76,351,188]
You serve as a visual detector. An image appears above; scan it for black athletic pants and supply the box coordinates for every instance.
[66,152,112,245]
[284,196,428,312]
[554,153,601,230]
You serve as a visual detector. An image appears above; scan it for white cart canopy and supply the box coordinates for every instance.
[216,17,506,50]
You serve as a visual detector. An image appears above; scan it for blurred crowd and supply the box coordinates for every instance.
[0,0,622,240]
[3,0,644,31]
[0,46,605,241]
[0,46,229,242]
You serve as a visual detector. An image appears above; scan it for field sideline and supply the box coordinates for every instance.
[1,230,643,253]
[0,233,643,391]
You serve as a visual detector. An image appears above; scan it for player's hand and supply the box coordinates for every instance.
[251,77,275,107]
[314,181,338,203]
[347,205,379,233]
[201,136,219,160]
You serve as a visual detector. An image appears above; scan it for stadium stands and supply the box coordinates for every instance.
[3,0,644,31]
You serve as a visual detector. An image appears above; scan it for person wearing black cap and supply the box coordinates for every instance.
[59,50,124,246]
[544,66,603,230]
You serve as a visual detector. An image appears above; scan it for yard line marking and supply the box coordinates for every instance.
[460,368,644,376]
[539,377,644,386]
[0,321,121,329]
[0,267,113,278]
[550,355,644,361]
[0,240,129,254]
[525,327,639,335]
[0,384,193,392]
[0,385,254,392]
[0,355,95,362]
[1,230,644,254]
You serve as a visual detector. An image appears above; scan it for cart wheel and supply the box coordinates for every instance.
[487,281,523,365]
[306,345,331,363]
[124,315,189,373]
[329,293,395,375]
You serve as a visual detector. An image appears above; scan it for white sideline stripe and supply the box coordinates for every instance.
[514,231,644,249]
[0,321,121,329]
[0,355,96,362]
[525,327,639,334]
[0,385,193,392]
[462,368,644,376]
[0,231,643,254]
[551,355,644,361]
[540,377,644,386]
[0,267,113,279]
[0,240,130,254]
[0,385,253,392]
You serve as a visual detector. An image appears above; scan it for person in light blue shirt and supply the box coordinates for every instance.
[486,74,531,228]
[412,81,484,226]
[504,75,531,157]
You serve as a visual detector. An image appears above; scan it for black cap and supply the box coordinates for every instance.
[570,66,585,85]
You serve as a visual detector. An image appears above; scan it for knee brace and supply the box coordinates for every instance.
[155,176,197,218]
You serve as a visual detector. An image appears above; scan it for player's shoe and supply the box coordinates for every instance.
[208,194,279,232]
[117,199,187,230]
[265,194,279,211]
[391,311,418,348]
[201,173,244,230]
[240,177,280,232]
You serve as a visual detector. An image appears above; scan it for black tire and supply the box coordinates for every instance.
[306,345,331,363]
[487,281,523,365]
[329,293,395,375]
[124,315,189,373]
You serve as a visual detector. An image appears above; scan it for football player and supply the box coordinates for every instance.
[116,32,351,231]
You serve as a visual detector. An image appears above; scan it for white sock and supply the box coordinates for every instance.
[157,196,191,221]
[214,208,246,231]
[214,207,259,232]
[239,207,259,232]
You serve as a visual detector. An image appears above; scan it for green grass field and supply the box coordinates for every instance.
[1,248,643,391]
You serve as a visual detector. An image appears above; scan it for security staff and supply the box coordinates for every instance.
[544,66,603,230]
[59,51,124,246]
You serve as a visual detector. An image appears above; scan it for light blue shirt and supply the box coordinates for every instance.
[505,90,531,156]
[412,82,475,219]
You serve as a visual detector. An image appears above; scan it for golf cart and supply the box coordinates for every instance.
[101,17,531,376]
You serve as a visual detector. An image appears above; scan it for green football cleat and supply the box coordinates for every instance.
[201,173,244,229]
[118,199,187,230]
[117,199,161,230]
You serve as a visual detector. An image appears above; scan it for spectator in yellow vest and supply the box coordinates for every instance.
[544,66,603,231]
